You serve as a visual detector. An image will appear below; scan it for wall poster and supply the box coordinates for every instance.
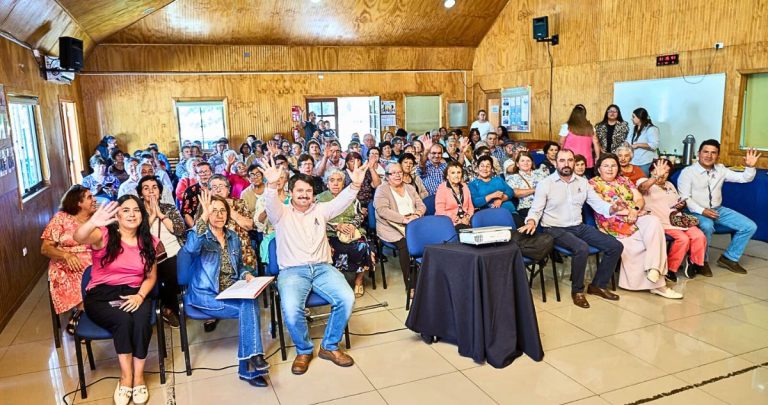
[500,86,531,132]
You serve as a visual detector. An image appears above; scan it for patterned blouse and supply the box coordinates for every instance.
[194,219,236,290]
[505,168,549,209]
[316,191,365,238]
[225,198,256,271]
[589,176,639,238]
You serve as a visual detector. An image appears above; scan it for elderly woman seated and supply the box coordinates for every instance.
[616,145,645,185]
[435,160,474,230]
[637,159,707,281]
[469,156,518,223]
[590,154,682,299]
[373,163,426,295]
[82,155,121,202]
[181,191,269,387]
[317,168,376,297]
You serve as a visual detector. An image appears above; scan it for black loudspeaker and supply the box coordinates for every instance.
[59,37,83,72]
[533,16,549,40]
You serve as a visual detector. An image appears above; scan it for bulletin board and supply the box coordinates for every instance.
[0,84,19,195]
[501,86,531,132]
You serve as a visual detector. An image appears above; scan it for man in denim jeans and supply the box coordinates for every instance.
[678,139,761,275]
[261,154,369,375]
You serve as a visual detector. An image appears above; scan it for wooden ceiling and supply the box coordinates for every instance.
[103,0,510,47]
[57,0,174,43]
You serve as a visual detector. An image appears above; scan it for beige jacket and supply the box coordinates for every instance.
[373,183,426,243]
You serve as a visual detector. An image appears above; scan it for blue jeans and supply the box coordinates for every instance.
[277,263,355,355]
[195,298,265,380]
[690,206,757,262]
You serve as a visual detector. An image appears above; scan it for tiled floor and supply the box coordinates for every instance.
[1,235,767,405]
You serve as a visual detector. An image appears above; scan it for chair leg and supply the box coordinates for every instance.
[85,340,96,370]
[50,296,61,349]
[259,264,269,309]
[551,255,561,302]
[369,266,377,290]
[275,294,287,361]
[344,326,351,349]
[177,301,192,376]
[269,287,277,339]
[539,262,547,303]
[405,259,413,311]
[155,306,166,384]
[74,336,88,399]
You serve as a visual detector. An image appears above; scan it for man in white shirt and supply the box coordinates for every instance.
[519,149,624,309]
[470,109,493,141]
[314,141,344,180]
[261,155,367,375]
[677,139,760,275]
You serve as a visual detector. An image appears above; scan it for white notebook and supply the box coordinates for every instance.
[216,277,274,300]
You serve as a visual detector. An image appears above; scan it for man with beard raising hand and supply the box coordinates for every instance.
[259,150,370,375]
[519,149,625,309]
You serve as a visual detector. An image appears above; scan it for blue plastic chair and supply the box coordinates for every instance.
[367,201,392,289]
[266,238,351,361]
[176,249,240,375]
[73,267,166,399]
[422,195,436,216]
[404,216,457,310]
[470,208,557,302]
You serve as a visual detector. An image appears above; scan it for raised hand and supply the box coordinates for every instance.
[266,140,280,157]
[651,159,670,179]
[89,201,119,227]
[226,153,237,164]
[258,155,284,186]
[349,160,366,186]
[421,135,433,153]
[744,148,762,167]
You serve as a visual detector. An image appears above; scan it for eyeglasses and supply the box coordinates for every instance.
[210,208,227,216]
[387,171,404,176]
[210,185,230,191]
[608,110,619,114]
[248,172,262,178]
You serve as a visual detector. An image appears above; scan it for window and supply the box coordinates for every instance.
[405,95,441,134]
[307,99,337,131]
[8,96,47,198]
[175,100,227,151]
[740,73,768,150]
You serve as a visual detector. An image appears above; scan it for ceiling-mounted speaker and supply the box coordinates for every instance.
[59,37,83,72]
[532,16,549,40]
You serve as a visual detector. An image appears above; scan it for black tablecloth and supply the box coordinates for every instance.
[405,242,544,368]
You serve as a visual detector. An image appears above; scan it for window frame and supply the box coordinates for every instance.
[306,98,338,132]
[737,70,768,152]
[8,95,49,201]
[173,98,229,153]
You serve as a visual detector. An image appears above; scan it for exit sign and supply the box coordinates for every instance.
[656,54,679,66]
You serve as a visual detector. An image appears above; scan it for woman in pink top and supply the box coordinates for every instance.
[637,159,706,281]
[435,161,475,230]
[560,105,601,175]
[223,153,250,199]
[74,195,160,405]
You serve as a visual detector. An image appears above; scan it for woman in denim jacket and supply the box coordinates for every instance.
[180,191,269,387]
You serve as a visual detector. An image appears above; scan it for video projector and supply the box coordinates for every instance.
[458,226,513,245]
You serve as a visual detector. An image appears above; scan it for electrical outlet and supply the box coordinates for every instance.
[714,42,724,50]
[22,247,28,256]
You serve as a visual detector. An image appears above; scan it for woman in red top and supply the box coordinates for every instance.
[74,195,159,405]
[435,160,475,230]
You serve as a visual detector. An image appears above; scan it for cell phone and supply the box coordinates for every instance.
[670,197,688,208]
[109,299,126,308]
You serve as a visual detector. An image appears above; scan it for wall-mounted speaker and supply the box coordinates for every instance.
[59,37,83,72]
[533,16,549,40]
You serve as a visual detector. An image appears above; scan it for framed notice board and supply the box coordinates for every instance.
[0,84,19,195]
[501,86,531,132]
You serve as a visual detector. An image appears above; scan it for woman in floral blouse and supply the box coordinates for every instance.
[207,175,256,272]
[505,151,549,219]
[589,154,682,299]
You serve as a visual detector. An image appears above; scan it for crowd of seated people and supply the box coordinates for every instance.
[41,107,761,398]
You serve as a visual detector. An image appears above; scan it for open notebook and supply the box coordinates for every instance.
[216,277,274,300]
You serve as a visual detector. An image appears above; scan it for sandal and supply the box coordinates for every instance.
[354,284,364,298]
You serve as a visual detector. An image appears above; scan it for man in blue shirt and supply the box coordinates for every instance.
[417,144,447,196]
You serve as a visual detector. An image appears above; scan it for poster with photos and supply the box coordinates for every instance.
[0,84,8,141]
[500,86,531,132]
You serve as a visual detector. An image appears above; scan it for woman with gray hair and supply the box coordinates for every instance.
[317,168,374,297]
[175,157,201,203]
[616,145,645,184]
[207,174,257,271]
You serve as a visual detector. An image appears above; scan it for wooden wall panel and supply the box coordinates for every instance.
[85,44,475,72]
[473,0,768,167]
[102,0,508,47]
[78,71,468,156]
[0,36,85,332]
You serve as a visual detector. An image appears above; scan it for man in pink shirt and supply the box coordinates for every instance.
[261,155,368,375]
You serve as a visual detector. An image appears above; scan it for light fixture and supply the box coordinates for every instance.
[444,0,455,8]
[310,0,321,3]
[318,74,324,80]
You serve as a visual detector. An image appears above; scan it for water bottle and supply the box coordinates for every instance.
[682,135,696,166]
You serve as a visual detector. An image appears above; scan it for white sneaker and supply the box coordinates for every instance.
[650,287,683,299]
[113,382,132,405]
[132,385,149,404]
[646,269,661,283]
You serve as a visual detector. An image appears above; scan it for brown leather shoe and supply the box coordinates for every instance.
[587,284,620,301]
[291,354,313,375]
[571,293,590,309]
[318,348,354,367]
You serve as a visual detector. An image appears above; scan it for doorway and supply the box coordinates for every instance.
[59,101,83,185]
[486,92,501,129]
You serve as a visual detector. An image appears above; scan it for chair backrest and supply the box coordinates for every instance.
[266,238,279,276]
[471,207,516,228]
[367,201,377,230]
[405,215,457,258]
[422,195,436,216]
[176,246,198,287]
[582,204,597,227]
[81,266,93,297]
